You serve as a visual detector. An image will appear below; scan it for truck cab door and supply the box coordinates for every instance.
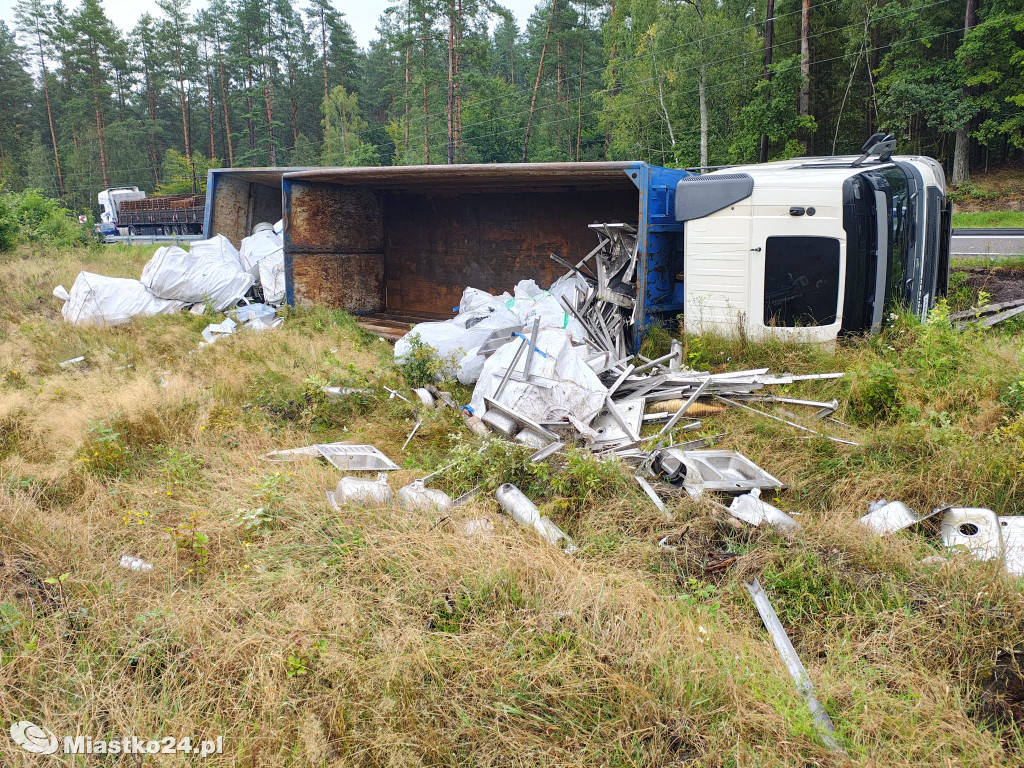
[750,192,845,343]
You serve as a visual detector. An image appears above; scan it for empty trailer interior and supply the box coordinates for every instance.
[204,168,303,248]
[281,163,653,337]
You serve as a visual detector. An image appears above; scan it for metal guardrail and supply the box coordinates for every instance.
[103,233,204,246]
[952,228,1024,237]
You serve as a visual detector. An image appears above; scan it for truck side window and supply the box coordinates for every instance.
[763,236,841,327]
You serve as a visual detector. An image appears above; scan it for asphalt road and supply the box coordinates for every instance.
[951,228,1024,258]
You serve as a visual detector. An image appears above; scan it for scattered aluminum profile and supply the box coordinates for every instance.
[265,445,322,461]
[482,397,559,445]
[496,483,577,553]
[451,486,482,507]
[382,386,412,404]
[514,427,551,450]
[635,475,671,518]
[402,419,423,451]
[268,443,400,471]
[717,396,859,446]
[859,500,941,536]
[727,489,799,532]
[652,449,784,495]
[59,356,86,367]
[745,578,844,754]
[323,386,371,398]
[529,441,564,462]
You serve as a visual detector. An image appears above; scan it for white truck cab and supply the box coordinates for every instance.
[97,186,146,226]
[678,135,951,342]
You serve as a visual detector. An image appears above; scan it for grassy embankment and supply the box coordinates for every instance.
[952,167,1024,228]
[1,243,1024,766]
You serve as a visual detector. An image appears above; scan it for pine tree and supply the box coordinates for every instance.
[14,0,63,195]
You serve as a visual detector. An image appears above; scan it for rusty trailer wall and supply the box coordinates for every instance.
[285,181,386,313]
[281,164,641,317]
[204,168,309,248]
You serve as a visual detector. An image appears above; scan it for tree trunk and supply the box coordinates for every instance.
[143,50,160,185]
[444,0,452,165]
[522,0,556,163]
[454,0,462,160]
[556,41,563,154]
[214,29,234,166]
[287,57,298,149]
[404,44,411,153]
[952,129,970,184]
[951,0,978,184]
[798,0,810,153]
[653,47,675,147]
[176,49,192,160]
[246,54,255,154]
[39,50,64,196]
[263,51,276,164]
[576,31,584,161]
[759,0,774,163]
[320,10,330,152]
[698,63,707,167]
[422,9,430,164]
[91,53,109,186]
[204,47,216,159]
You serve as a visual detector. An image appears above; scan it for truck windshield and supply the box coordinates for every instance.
[862,166,912,306]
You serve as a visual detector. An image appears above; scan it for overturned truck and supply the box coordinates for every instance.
[204,144,950,348]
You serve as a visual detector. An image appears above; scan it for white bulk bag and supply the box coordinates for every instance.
[239,227,283,273]
[394,287,522,376]
[187,234,243,269]
[141,244,254,311]
[469,328,607,422]
[59,272,185,327]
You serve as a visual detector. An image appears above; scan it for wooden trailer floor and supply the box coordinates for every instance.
[355,310,453,341]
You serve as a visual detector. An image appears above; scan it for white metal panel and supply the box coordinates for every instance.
[683,200,753,336]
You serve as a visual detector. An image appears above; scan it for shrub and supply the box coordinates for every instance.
[999,378,1024,417]
[0,189,91,251]
[0,194,18,252]
[398,335,454,389]
[848,362,904,424]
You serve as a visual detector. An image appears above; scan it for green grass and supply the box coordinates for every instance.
[952,211,1024,229]
[2,242,1024,766]
[952,254,1024,270]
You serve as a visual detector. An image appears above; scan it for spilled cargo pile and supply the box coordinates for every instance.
[53,223,285,338]
[392,222,850,521]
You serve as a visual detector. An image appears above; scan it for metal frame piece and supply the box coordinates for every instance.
[745,578,844,754]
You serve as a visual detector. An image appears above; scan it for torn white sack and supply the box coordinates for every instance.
[394,286,521,378]
[141,244,253,311]
[469,328,607,423]
[59,271,185,327]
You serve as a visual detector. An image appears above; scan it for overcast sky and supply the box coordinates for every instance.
[0,0,541,47]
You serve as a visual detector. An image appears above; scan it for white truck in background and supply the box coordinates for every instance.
[97,187,205,237]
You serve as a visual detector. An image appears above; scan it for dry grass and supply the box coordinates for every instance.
[1,243,1023,766]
